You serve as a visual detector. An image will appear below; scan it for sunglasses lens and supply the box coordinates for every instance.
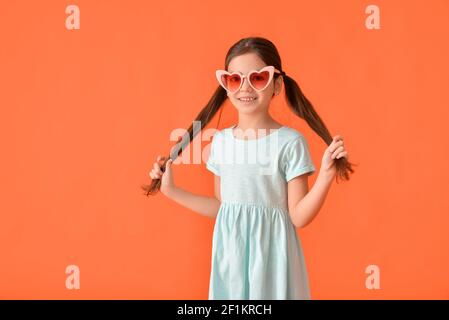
[221,74,241,92]
[249,70,270,90]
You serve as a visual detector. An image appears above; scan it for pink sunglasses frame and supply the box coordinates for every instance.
[215,65,283,93]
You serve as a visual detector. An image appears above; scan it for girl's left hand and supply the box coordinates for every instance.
[321,135,349,176]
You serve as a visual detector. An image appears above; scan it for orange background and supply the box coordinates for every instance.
[1,0,448,299]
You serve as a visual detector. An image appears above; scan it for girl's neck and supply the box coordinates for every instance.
[235,117,283,131]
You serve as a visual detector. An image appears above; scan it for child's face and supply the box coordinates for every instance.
[227,53,282,116]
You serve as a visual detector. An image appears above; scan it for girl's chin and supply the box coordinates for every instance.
[235,106,262,115]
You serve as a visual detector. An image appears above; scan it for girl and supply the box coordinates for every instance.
[142,37,355,299]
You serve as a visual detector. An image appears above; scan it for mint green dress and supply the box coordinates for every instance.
[206,125,316,300]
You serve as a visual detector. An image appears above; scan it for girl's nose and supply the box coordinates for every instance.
[240,77,253,91]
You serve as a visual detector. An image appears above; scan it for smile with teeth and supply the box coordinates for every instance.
[238,97,257,102]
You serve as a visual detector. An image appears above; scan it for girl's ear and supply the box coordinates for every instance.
[274,76,283,95]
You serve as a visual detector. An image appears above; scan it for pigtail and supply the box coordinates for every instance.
[283,74,356,183]
[141,86,227,196]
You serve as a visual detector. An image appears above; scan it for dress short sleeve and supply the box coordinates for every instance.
[206,132,220,176]
[282,136,316,182]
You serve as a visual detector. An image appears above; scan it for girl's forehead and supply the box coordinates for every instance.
[228,65,268,73]
[228,53,266,73]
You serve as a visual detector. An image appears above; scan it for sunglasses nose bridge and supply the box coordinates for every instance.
[240,75,254,91]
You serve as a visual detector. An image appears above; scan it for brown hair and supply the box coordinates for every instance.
[142,36,355,196]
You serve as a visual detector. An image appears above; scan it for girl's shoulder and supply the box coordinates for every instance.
[208,125,233,143]
[276,126,314,157]
[277,125,308,144]
[208,127,226,140]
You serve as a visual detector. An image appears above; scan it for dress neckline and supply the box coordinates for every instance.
[227,124,286,142]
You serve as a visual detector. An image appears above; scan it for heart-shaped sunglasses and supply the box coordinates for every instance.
[215,66,284,94]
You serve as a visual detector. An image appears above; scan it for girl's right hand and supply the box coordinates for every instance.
[149,155,175,194]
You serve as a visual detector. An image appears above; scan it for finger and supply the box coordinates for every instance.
[150,169,160,179]
[153,162,164,175]
[155,169,163,178]
[164,159,173,172]
[333,139,344,146]
[329,140,342,152]
[336,151,348,159]
[157,155,166,163]
[331,146,345,159]
[329,140,344,153]
[153,170,162,179]
[333,135,343,142]
[153,163,163,175]
[332,147,344,159]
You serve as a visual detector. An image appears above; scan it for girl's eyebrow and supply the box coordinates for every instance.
[228,69,244,74]
[228,67,263,74]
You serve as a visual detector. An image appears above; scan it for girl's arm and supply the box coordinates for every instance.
[288,170,334,228]
[161,177,221,219]
[149,156,221,218]
[288,135,347,228]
